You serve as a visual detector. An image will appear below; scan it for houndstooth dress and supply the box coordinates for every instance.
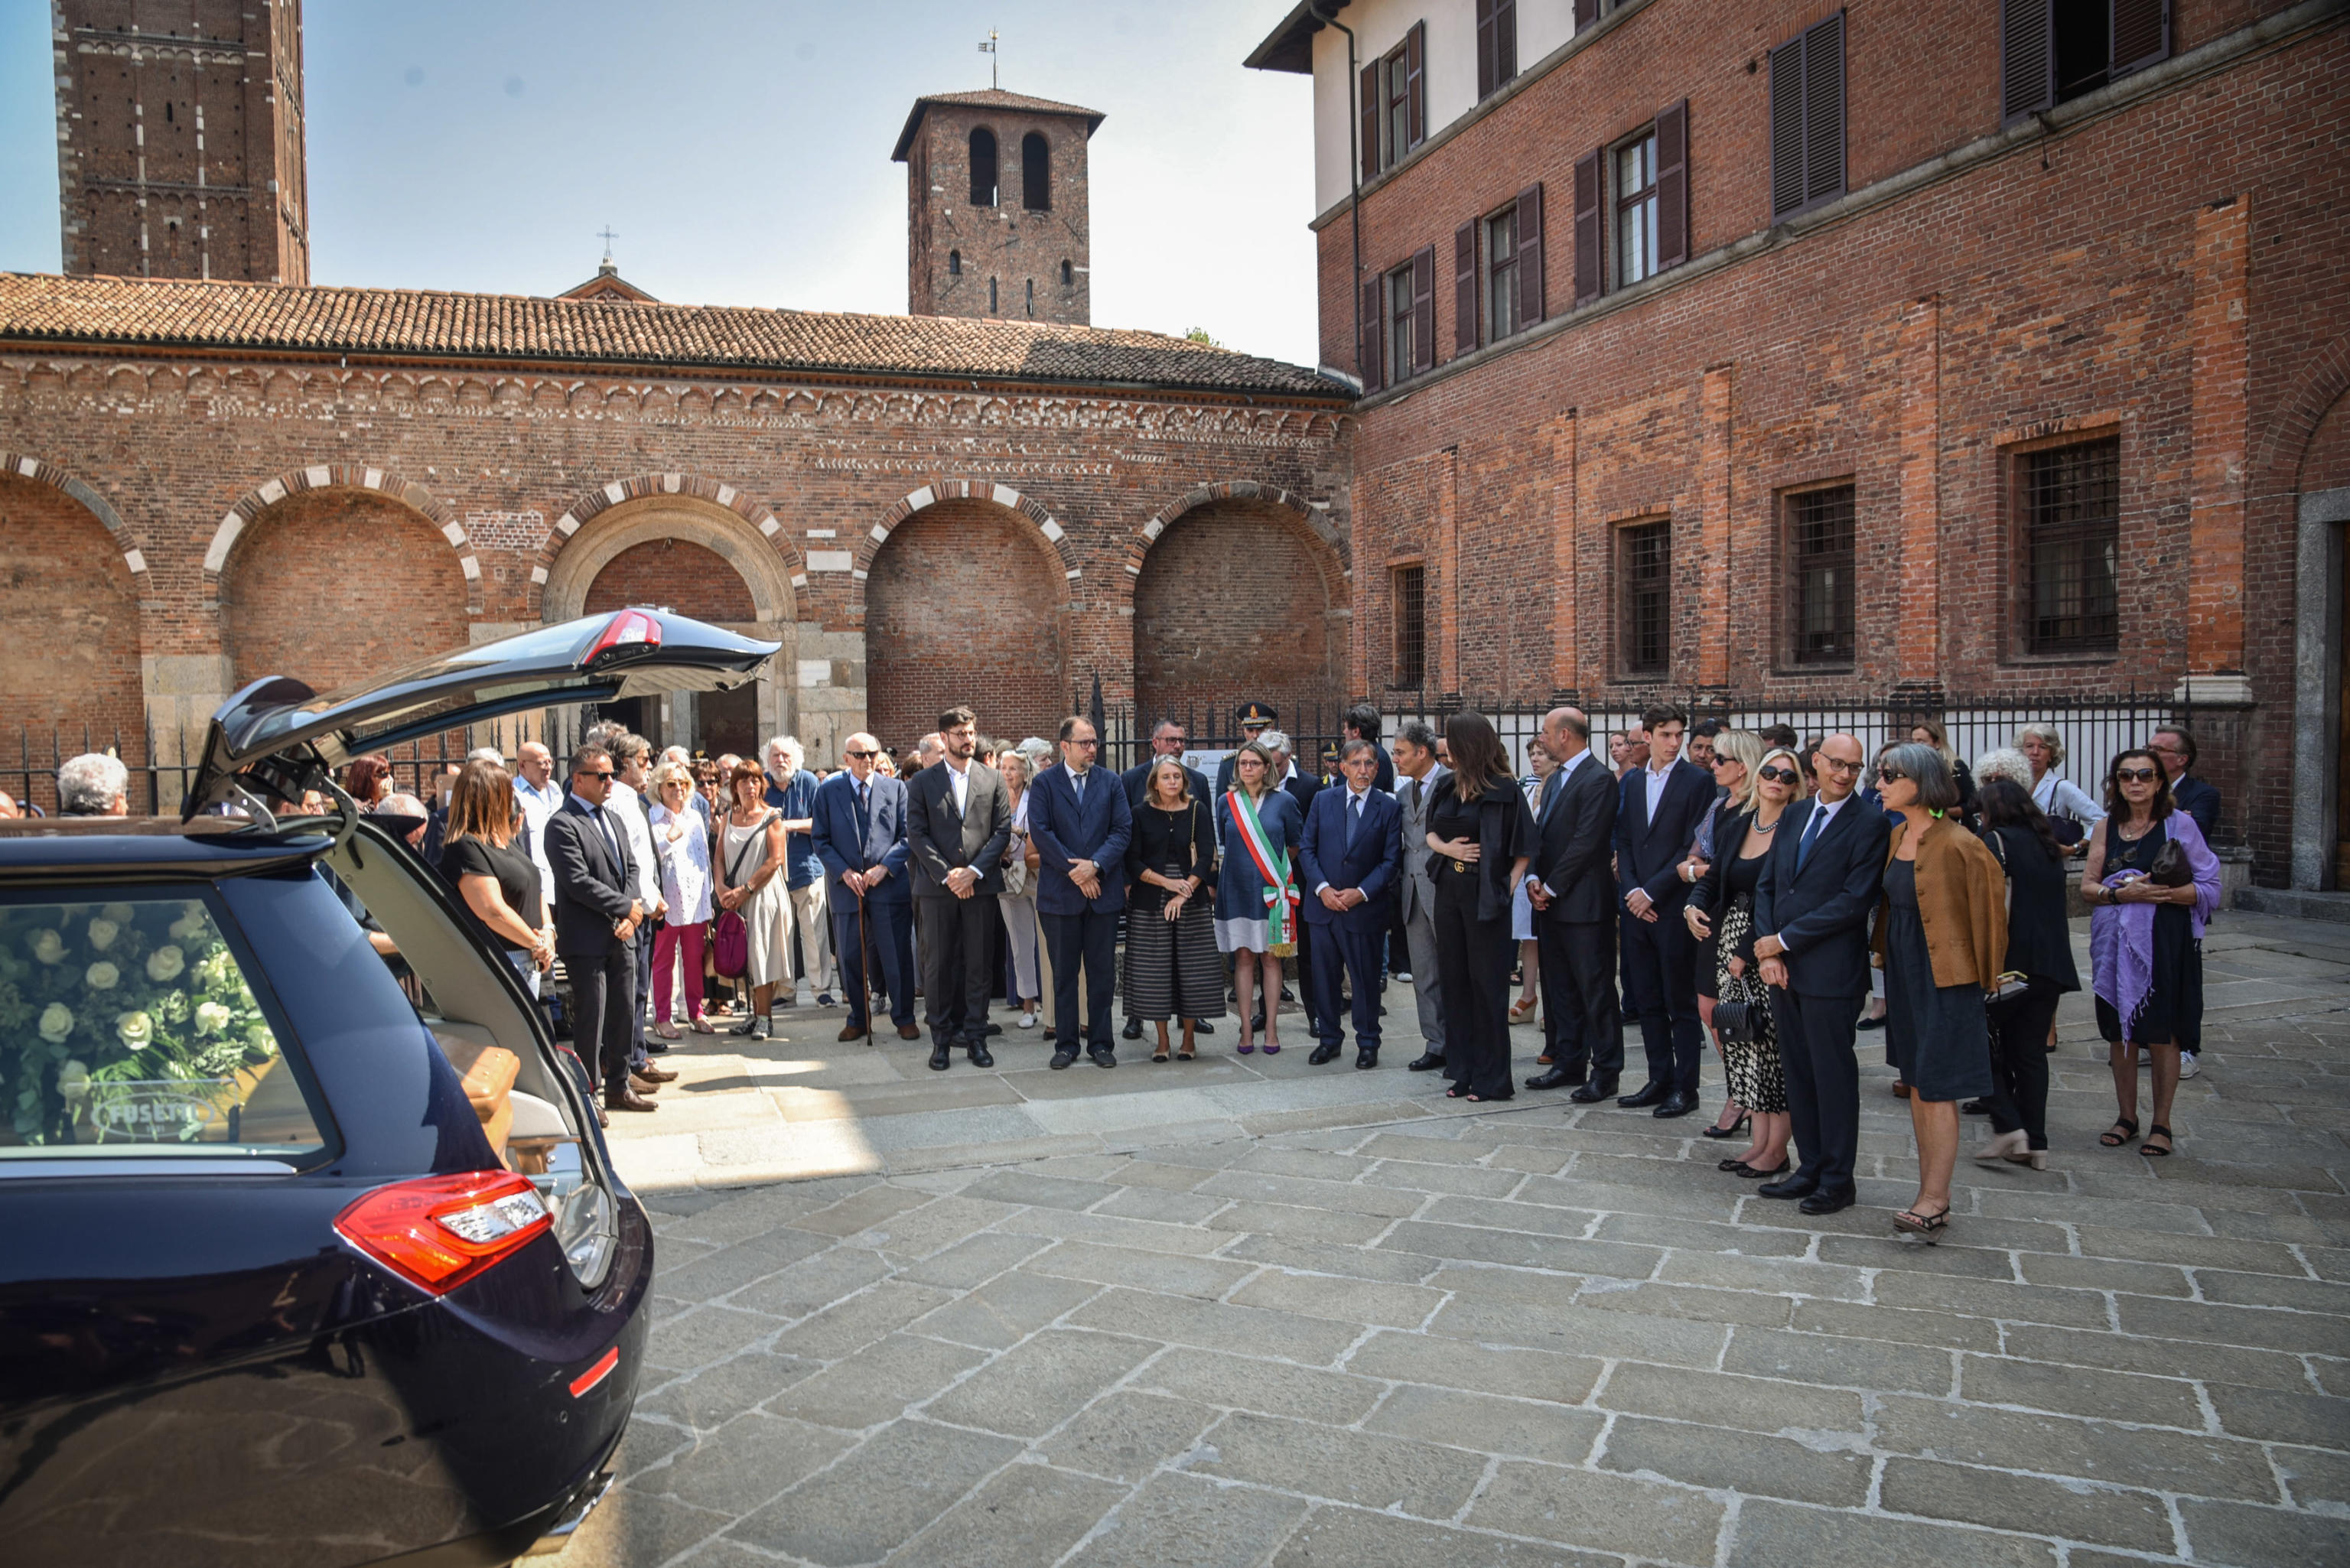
[1715,886,1789,1114]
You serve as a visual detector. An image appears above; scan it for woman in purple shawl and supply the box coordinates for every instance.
[2083,748,2220,1158]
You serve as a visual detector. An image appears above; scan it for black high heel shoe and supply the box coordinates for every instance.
[1702,1114,1752,1141]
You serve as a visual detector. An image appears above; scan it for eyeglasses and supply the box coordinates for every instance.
[1068,737,1099,747]
[2116,767,2159,782]
[577,769,614,781]
[845,749,876,760]
[1757,766,1798,784]
[1876,766,1907,783]
[1818,756,1862,775]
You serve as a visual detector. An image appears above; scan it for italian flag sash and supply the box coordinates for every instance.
[1228,789,1298,946]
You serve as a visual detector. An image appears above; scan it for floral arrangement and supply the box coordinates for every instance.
[0,898,281,1145]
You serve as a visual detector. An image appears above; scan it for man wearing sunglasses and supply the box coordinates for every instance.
[812,732,919,1044]
[545,744,653,1113]
[1749,733,1889,1214]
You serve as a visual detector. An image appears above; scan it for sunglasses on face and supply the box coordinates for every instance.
[578,769,614,781]
[845,749,876,760]
[1876,766,1906,783]
[2117,767,2159,782]
[1757,766,1798,785]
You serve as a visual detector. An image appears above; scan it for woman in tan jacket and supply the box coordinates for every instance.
[1873,742,2007,1242]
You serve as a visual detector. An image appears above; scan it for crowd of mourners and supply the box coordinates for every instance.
[15,699,2221,1241]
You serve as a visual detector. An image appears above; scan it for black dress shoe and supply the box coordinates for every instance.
[1356,1048,1378,1069]
[1617,1082,1669,1109]
[1525,1065,1586,1091]
[1799,1187,1857,1215]
[966,1041,994,1069]
[1960,1098,1990,1116]
[985,1022,1004,1037]
[1757,1173,1819,1200]
[1407,1051,1446,1072]
[1568,1078,1619,1104]
[1050,1049,1078,1070]
[1307,1043,1341,1065]
[1250,1010,1266,1034]
[1653,1091,1698,1119]
[1857,1012,1886,1031]
[1122,1017,1144,1040]
[928,1043,952,1072]
[1088,1046,1118,1069]
[1193,1020,1216,1035]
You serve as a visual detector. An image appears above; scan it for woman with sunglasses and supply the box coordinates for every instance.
[1871,743,2007,1241]
[2084,748,2219,1158]
[1687,741,1799,1177]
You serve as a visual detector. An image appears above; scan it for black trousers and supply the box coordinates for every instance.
[1984,981,2062,1150]
[1043,909,1119,1050]
[835,895,914,1032]
[564,945,638,1091]
[1769,988,1864,1192]
[1434,872,1515,1098]
[1307,919,1385,1052]
[1538,918,1623,1085]
[1620,899,1703,1095]
[917,894,994,1042]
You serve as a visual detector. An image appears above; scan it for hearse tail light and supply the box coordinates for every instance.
[335,1170,553,1295]
[584,609,662,669]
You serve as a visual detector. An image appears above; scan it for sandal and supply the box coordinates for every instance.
[1893,1205,1951,1243]
[2100,1117,2140,1147]
[1509,998,1538,1024]
[690,1016,717,1035]
[656,1023,682,1041]
[2140,1124,2174,1157]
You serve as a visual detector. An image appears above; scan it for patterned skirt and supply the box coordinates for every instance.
[1126,882,1229,1022]
[1716,894,1789,1114]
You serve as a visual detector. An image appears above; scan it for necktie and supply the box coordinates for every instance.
[1539,769,1561,820]
[1346,792,1362,850]
[593,805,623,870]
[1795,804,1828,871]
[1072,769,1085,804]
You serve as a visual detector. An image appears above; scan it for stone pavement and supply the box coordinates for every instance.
[564,913,2350,1567]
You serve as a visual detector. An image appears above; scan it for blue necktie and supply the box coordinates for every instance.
[1346,792,1361,851]
[1072,769,1085,805]
[1539,769,1561,821]
[1795,804,1827,871]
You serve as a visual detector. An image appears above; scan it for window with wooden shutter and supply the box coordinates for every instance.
[1385,44,1411,169]
[1515,183,1544,325]
[1455,221,1479,356]
[1483,208,1515,343]
[1574,0,1601,30]
[1405,22,1427,150]
[1573,151,1603,305]
[1361,62,1382,177]
[1359,277,1385,393]
[2000,0,2053,122]
[1616,130,1660,286]
[2007,2,2171,123]
[1477,0,1518,99]
[2110,0,2169,78]
[1770,11,1846,221]
[1386,265,1416,386]
[1654,101,1688,272]
[1411,244,1437,375]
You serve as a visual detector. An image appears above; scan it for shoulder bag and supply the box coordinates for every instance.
[1982,828,2031,1008]
[712,811,776,979]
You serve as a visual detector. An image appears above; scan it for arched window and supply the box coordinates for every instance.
[1022,132,1050,211]
[1060,259,1073,286]
[949,249,962,275]
[988,276,998,314]
[968,128,998,206]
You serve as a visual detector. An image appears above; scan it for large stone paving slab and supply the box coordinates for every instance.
[558,913,2350,1566]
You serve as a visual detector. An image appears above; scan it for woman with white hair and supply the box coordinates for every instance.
[2015,724,2102,851]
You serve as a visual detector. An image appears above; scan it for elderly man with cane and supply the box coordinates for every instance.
[812,731,919,1043]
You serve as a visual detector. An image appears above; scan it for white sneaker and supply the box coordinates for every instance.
[2179,1052,2200,1079]
[1018,1010,1037,1029]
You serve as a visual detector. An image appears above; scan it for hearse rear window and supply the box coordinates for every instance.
[0,893,327,1159]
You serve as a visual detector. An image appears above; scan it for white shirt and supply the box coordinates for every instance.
[1643,757,1675,820]
[1802,792,1852,844]
[946,759,971,815]
[608,779,662,908]
[2033,772,2106,825]
[513,775,561,919]
[649,802,712,923]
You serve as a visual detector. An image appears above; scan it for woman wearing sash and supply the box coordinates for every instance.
[1214,739,1304,1056]
[1426,713,1537,1101]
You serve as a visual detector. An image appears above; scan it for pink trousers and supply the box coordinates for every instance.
[654,921,708,1023]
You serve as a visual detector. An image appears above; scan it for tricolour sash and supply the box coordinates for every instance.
[1228,789,1298,946]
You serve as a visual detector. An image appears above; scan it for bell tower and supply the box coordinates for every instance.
[893,88,1102,327]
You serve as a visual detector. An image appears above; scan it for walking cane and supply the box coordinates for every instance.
[856,877,874,1046]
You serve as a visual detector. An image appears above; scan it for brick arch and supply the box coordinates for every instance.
[539,491,796,627]
[202,464,480,613]
[1121,480,1347,584]
[854,479,1079,592]
[2258,331,2350,499]
[535,472,806,614]
[0,450,148,579]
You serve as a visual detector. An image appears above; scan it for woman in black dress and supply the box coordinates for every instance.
[1687,743,1800,1179]
[1425,713,1536,1102]
[1971,777,2079,1170]
[1124,758,1223,1061]
[437,757,553,991]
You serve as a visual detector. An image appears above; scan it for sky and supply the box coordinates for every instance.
[0,1,1323,368]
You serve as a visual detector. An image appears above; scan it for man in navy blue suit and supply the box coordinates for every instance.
[811,731,919,1045]
[1613,707,1716,1118]
[1752,733,1889,1216]
[1298,739,1402,1068]
[1028,715,1134,1068]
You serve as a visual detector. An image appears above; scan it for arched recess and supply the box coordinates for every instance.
[865,496,1070,750]
[541,491,798,757]
[1131,491,1349,728]
[535,471,806,611]
[2283,331,2350,889]
[0,469,148,804]
[203,464,480,614]
[0,451,150,580]
[857,479,1080,584]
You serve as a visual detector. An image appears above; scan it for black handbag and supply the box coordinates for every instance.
[2147,839,2192,887]
[1712,998,1759,1044]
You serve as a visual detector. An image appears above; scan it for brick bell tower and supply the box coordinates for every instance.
[51,0,311,284]
[893,88,1101,327]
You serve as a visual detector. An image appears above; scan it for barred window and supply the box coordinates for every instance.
[2022,438,2120,654]
[1391,564,1427,688]
[1620,520,1671,675]
[1787,484,1856,665]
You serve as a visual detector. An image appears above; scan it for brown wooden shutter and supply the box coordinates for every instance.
[1655,100,1689,271]
[1769,36,1806,220]
[1476,0,1497,99]
[1455,220,1479,356]
[1573,149,1603,305]
[1359,276,1384,393]
[1517,182,1544,324]
[1496,0,1517,84]
[1411,245,1437,374]
[1360,62,1382,177]
[2000,0,2052,123]
[1405,22,1427,148]
[1805,13,1846,207]
[1574,0,1600,28]
[2111,0,2169,78]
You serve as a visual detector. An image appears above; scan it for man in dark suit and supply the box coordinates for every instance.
[1612,706,1715,1117]
[542,744,653,1114]
[1752,733,1889,1216]
[1524,708,1625,1098]
[1120,718,1211,1043]
[1391,721,1449,1072]
[1298,739,1402,1068]
[1029,715,1134,1068]
[812,730,918,1045]
[905,706,1013,1070]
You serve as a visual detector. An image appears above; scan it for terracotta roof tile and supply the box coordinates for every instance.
[0,272,1344,399]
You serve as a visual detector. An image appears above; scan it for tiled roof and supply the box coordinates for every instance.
[0,272,1344,399]
[891,87,1105,161]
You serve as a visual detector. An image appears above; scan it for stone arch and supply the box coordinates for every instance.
[535,472,806,613]
[1121,480,1348,581]
[0,450,148,580]
[854,479,1080,589]
[0,467,150,802]
[203,464,480,613]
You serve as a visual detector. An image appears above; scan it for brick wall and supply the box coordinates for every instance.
[1134,499,1344,724]
[911,102,1092,326]
[583,538,757,621]
[2305,396,2350,495]
[0,473,145,807]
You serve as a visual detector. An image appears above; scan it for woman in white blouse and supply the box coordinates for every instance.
[649,763,717,1036]
[2016,724,2104,854]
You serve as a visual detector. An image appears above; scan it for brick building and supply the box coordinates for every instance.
[898,89,1099,327]
[1247,0,2349,888]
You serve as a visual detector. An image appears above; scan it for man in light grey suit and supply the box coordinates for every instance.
[1390,719,1448,1072]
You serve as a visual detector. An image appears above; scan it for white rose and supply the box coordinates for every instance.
[31,929,65,965]
[194,1000,233,1036]
[145,945,187,983]
[99,903,135,926]
[38,1003,73,1043]
[56,1059,90,1100]
[116,1011,154,1050]
[85,919,120,952]
[85,961,119,991]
